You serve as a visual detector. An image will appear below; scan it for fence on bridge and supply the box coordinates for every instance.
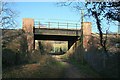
[34,19,81,30]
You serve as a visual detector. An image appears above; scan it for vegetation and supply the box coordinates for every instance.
[1,2,18,29]
[2,30,29,69]
[2,1,120,78]
[2,29,102,78]
[2,54,66,78]
[57,1,120,55]
[2,29,119,78]
[38,41,53,54]
[52,41,68,53]
[68,58,100,78]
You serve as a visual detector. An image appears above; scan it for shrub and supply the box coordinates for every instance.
[2,48,16,67]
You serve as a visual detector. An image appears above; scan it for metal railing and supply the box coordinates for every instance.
[34,20,81,30]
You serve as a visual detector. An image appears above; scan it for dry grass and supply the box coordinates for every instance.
[2,54,66,78]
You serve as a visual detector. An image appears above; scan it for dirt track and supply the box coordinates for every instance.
[3,55,100,78]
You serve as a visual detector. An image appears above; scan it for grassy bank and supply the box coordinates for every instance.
[67,58,101,78]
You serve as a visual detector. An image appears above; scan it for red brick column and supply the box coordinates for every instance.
[22,18,34,52]
[82,22,92,50]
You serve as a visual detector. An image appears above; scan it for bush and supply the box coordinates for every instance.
[27,50,41,64]
[2,30,29,68]
[2,48,16,67]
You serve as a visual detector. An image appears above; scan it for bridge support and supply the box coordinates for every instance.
[22,18,34,52]
[68,22,92,50]
[82,22,92,50]
[68,40,76,50]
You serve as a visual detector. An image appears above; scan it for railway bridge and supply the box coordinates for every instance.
[22,18,92,52]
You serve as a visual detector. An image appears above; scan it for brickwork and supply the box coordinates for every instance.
[82,22,92,49]
[22,18,34,52]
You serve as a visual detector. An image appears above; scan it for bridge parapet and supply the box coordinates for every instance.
[34,20,80,30]
[35,28,81,36]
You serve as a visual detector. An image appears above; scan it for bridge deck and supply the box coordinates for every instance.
[34,34,80,41]
[34,28,81,36]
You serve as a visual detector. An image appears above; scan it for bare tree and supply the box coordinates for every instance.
[0,1,19,49]
[0,2,18,29]
[57,1,120,56]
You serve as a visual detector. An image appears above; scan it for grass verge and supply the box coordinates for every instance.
[68,58,101,78]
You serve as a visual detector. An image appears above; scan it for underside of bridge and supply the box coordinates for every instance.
[34,34,80,49]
